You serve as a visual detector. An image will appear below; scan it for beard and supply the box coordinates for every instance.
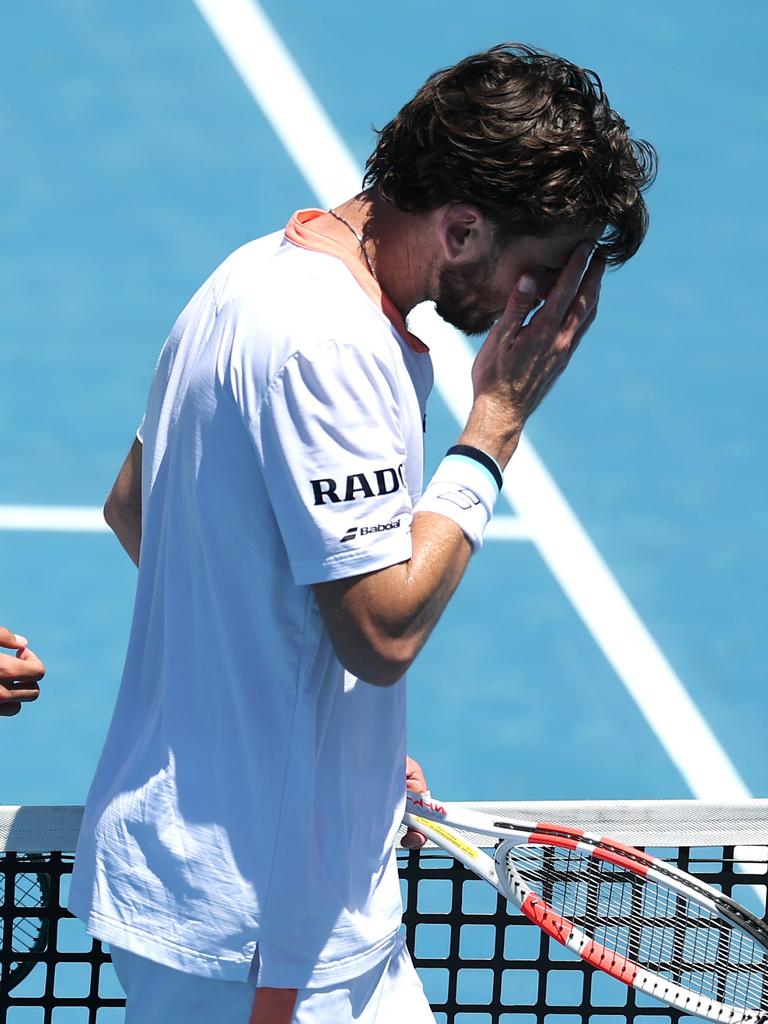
[434,254,500,337]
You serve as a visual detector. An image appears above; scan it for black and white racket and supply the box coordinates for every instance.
[0,855,50,992]
[404,792,768,1024]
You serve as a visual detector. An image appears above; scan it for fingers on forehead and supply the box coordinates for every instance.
[583,252,606,283]
[541,246,594,319]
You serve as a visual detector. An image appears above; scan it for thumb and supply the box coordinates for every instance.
[0,627,28,651]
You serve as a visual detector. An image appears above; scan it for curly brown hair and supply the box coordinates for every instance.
[363,44,657,265]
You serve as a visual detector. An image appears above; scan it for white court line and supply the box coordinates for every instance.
[485,516,530,541]
[0,506,108,532]
[191,0,751,801]
[0,507,527,541]
[194,0,357,208]
[410,311,752,803]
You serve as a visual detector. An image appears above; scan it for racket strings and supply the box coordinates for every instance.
[506,845,768,1012]
[10,871,47,953]
[1,864,49,990]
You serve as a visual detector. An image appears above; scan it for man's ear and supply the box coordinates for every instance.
[437,203,494,263]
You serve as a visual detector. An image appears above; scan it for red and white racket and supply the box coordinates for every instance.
[404,792,768,1024]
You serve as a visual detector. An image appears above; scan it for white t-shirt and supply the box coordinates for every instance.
[69,210,433,988]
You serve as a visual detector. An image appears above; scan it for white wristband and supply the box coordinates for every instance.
[414,449,501,552]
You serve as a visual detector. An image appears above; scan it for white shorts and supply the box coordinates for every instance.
[109,932,435,1024]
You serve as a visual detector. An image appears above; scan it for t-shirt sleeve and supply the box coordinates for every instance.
[258,339,413,585]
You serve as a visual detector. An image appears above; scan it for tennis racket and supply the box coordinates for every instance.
[0,855,50,992]
[404,792,768,1024]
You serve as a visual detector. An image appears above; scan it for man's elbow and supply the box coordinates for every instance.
[335,633,419,687]
[103,489,139,536]
[103,490,124,534]
[103,492,117,532]
[314,577,423,686]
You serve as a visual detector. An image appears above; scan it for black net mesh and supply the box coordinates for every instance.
[1,844,766,1022]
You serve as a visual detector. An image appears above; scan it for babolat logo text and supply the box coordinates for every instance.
[311,465,406,506]
[437,487,480,510]
[341,519,401,542]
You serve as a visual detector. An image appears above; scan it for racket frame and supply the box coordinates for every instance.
[404,794,768,1024]
[1,854,50,992]
[406,794,768,944]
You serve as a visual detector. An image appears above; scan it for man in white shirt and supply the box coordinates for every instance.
[70,43,655,1024]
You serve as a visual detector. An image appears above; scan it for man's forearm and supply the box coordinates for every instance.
[313,405,520,686]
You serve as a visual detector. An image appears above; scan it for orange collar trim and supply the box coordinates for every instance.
[284,209,429,354]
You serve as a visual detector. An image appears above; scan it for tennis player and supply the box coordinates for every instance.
[69,44,655,1023]
[0,627,44,717]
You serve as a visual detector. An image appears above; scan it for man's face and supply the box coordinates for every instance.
[434,227,600,336]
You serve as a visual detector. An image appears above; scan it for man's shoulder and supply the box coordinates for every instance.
[211,229,291,307]
[216,237,392,353]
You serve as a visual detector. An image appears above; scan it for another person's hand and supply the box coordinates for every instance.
[401,755,429,850]
[0,627,45,717]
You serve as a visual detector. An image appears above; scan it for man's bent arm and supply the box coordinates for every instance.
[314,247,604,686]
[104,437,143,567]
[314,511,471,685]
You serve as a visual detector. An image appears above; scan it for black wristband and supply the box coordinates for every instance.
[445,444,503,491]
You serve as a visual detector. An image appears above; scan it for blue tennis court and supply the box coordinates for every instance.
[1,0,765,814]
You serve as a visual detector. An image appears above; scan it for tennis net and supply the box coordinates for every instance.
[2,801,767,1023]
